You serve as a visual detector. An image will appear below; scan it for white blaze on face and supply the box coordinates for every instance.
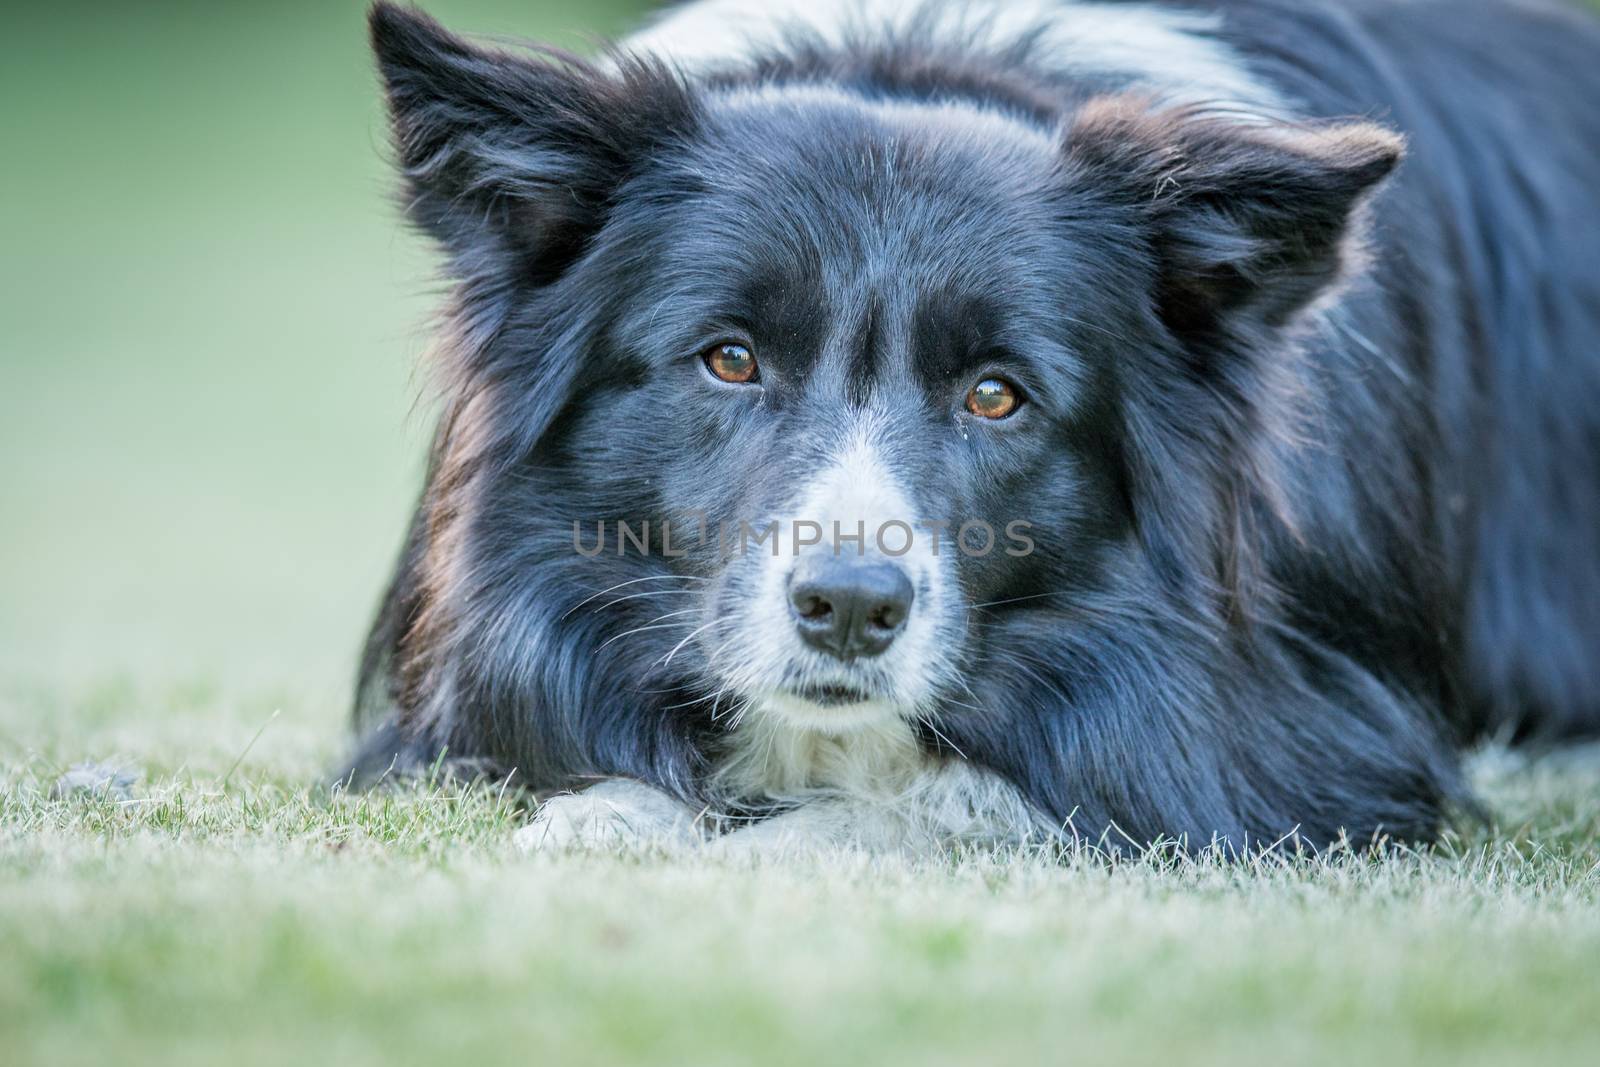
[792,415,925,563]
[624,0,1284,116]
[740,412,950,732]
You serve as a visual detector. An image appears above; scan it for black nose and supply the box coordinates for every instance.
[788,557,915,660]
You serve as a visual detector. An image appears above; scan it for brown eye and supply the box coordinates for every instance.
[704,342,759,384]
[966,377,1021,420]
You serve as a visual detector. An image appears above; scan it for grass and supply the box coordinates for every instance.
[3,686,1598,1066]
[3,1,1600,1064]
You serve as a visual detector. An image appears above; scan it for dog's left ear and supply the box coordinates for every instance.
[1063,100,1402,617]
[1063,98,1403,346]
[369,2,694,285]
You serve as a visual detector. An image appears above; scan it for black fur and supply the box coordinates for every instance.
[347,0,1600,850]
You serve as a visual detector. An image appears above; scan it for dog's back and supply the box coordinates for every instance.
[1204,0,1600,743]
[1339,0,1600,742]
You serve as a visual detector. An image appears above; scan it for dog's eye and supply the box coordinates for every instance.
[966,378,1021,420]
[704,342,759,384]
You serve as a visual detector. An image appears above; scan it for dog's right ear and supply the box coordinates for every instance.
[369,3,694,285]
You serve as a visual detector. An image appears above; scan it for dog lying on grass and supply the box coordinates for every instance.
[345,0,1600,856]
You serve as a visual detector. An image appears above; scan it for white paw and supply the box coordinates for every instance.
[514,779,704,854]
[709,801,921,860]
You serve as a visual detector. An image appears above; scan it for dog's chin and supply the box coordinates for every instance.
[753,686,904,735]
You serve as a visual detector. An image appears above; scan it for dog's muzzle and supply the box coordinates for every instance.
[786,555,914,661]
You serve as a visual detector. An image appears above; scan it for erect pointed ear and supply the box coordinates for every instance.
[1063,97,1403,346]
[368,3,695,285]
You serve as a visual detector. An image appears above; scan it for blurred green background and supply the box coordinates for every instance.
[0,1,651,701]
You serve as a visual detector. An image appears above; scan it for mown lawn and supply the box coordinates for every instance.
[3,694,1599,1066]
[3,2,1599,1064]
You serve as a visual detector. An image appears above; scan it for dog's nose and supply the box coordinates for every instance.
[788,557,915,660]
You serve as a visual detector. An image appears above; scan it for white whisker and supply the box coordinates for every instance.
[560,574,709,621]
[654,617,723,670]
[594,610,700,652]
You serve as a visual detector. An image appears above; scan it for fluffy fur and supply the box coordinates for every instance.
[346,0,1600,856]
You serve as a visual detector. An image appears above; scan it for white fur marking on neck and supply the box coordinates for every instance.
[625,0,1284,113]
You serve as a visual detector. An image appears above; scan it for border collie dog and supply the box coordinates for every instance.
[349,0,1600,855]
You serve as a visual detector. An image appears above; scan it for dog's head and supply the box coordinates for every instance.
[371,5,1400,745]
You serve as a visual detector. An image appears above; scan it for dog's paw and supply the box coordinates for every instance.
[514,779,704,855]
[709,800,925,861]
